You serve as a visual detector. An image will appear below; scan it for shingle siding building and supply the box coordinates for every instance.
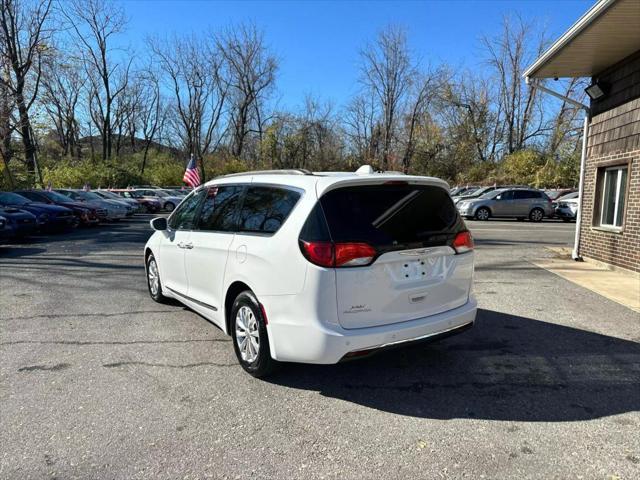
[525,0,640,273]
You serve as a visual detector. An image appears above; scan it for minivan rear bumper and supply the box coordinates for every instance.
[266,295,477,364]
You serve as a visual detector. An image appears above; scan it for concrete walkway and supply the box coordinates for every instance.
[533,248,640,313]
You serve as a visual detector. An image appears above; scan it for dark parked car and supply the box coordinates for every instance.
[0,207,37,238]
[0,192,75,231]
[15,190,100,227]
[0,215,11,243]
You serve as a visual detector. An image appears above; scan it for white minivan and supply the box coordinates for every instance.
[144,169,477,377]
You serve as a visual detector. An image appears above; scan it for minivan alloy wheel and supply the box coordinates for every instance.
[235,306,260,362]
[148,258,160,296]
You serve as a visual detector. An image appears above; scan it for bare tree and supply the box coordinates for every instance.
[218,23,277,160]
[400,66,447,173]
[441,73,504,164]
[546,77,586,156]
[360,25,414,169]
[482,16,547,154]
[40,49,85,157]
[150,33,227,180]
[1,59,16,186]
[343,93,379,164]
[0,0,52,184]
[137,70,164,175]
[62,0,129,161]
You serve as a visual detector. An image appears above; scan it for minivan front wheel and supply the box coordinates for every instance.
[529,208,544,222]
[475,207,490,221]
[146,254,168,303]
[230,291,276,378]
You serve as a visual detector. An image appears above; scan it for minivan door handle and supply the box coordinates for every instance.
[177,241,193,249]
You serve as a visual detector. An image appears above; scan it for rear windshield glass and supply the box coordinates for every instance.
[318,184,464,248]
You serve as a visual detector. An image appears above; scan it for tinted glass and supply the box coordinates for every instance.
[0,192,30,205]
[238,186,301,234]
[197,186,243,232]
[514,190,535,200]
[43,191,74,203]
[168,189,206,230]
[17,191,46,202]
[500,191,514,200]
[318,184,463,248]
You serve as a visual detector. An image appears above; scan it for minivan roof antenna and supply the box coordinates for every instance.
[355,165,374,175]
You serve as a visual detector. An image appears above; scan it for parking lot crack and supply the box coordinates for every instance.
[102,360,236,369]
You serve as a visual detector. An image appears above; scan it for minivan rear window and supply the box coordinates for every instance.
[316,184,464,249]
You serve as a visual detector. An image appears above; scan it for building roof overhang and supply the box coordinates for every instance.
[524,0,640,79]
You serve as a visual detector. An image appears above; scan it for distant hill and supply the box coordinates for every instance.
[77,135,182,157]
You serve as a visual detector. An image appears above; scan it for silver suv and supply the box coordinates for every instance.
[456,188,553,222]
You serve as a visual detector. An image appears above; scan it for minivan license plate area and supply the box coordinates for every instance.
[392,257,445,283]
[401,259,429,281]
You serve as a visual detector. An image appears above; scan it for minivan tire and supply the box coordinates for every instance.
[230,291,277,378]
[529,208,544,222]
[146,253,168,303]
[475,207,491,221]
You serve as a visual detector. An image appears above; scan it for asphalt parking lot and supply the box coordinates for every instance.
[1,217,639,479]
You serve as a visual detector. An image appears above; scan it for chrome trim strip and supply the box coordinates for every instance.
[166,287,218,311]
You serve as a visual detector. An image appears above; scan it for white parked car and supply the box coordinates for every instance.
[144,169,477,377]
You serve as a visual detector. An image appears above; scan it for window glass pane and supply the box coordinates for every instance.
[514,190,534,199]
[198,186,242,231]
[168,190,205,230]
[500,191,513,200]
[319,184,462,248]
[615,168,628,227]
[238,187,301,234]
[601,170,617,226]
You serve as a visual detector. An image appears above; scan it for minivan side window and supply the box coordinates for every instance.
[500,191,514,200]
[197,186,243,232]
[168,189,205,230]
[514,190,533,200]
[237,186,301,234]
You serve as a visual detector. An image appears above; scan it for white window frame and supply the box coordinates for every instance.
[599,165,628,229]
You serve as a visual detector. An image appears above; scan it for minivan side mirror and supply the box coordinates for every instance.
[150,217,167,231]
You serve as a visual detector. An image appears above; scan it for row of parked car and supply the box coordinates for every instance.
[0,187,190,242]
[450,185,579,222]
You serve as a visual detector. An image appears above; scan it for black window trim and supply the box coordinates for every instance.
[168,182,304,235]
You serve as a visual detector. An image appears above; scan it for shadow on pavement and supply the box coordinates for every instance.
[268,309,640,422]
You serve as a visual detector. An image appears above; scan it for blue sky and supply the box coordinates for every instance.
[122,0,594,109]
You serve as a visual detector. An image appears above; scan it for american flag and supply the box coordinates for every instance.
[183,155,201,188]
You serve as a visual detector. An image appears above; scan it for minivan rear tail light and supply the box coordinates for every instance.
[334,242,377,267]
[300,241,334,267]
[453,231,474,254]
[300,241,377,268]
